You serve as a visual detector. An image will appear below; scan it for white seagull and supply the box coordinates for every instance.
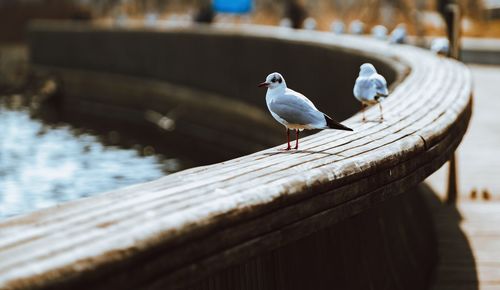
[279,18,292,28]
[303,17,317,30]
[353,63,389,121]
[389,24,407,44]
[258,72,353,150]
[349,20,365,35]
[330,20,345,34]
[430,37,449,55]
[371,25,388,40]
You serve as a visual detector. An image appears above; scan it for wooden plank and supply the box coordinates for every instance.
[429,198,500,289]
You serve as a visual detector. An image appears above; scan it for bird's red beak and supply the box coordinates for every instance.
[258,82,269,88]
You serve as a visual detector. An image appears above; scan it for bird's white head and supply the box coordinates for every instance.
[395,23,407,31]
[258,72,286,90]
[359,63,377,76]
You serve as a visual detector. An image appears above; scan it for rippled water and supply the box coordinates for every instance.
[0,97,187,219]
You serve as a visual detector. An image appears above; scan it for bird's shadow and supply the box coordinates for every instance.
[262,149,343,157]
[357,119,384,124]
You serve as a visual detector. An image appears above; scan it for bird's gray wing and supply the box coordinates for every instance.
[371,74,388,96]
[269,94,323,125]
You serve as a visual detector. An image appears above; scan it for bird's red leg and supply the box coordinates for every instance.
[294,129,299,150]
[284,128,291,150]
[361,103,366,122]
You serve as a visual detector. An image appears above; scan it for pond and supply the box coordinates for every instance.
[0,95,192,219]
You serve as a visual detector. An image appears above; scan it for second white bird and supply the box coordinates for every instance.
[353,63,389,122]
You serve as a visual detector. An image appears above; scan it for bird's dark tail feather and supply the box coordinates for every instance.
[374,93,388,101]
[324,115,353,131]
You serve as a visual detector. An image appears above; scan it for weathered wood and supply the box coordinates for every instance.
[0,22,473,289]
[178,186,437,290]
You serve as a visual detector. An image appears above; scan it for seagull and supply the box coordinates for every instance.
[303,17,317,30]
[389,23,407,44]
[353,63,389,121]
[144,12,158,27]
[371,25,388,40]
[258,72,353,150]
[279,18,292,28]
[430,37,449,55]
[349,20,365,35]
[330,20,345,34]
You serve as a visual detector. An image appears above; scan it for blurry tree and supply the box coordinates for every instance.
[1,0,487,33]
[0,0,92,43]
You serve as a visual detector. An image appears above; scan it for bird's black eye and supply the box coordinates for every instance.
[271,76,277,83]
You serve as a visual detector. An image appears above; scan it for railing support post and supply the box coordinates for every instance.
[446,155,458,204]
[445,2,461,204]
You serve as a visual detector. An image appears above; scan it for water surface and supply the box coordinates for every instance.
[0,95,188,219]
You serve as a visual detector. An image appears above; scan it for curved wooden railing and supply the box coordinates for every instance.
[0,22,472,290]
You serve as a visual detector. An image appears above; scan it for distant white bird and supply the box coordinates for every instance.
[144,13,158,27]
[259,72,353,150]
[349,20,365,35]
[179,14,192,23]
[168,13,179,22]
[389,24,407,44]
[330,20,345,34]
[114,14,128,27]
[303,17,317,30]
[279,18,292,28]
[430,37,449,55]
[353,63,389,121]
[371,25,388,40]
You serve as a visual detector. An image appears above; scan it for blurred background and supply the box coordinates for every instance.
[1,0,498,91]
